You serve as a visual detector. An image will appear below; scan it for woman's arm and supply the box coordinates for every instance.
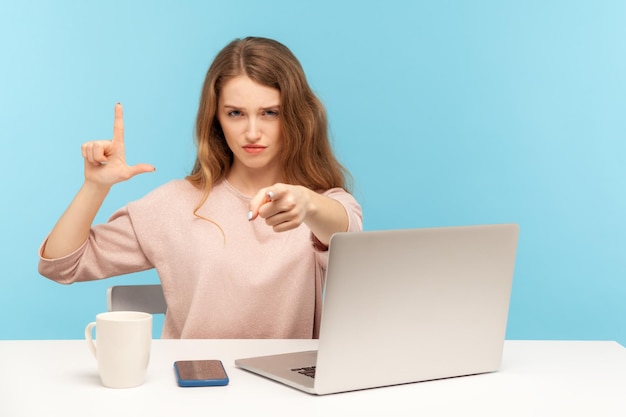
[247,184,355,247]
[42,103,155,259]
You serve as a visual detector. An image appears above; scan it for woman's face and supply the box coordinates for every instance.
[217,75,282,175]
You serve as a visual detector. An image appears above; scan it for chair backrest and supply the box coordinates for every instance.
[106,284,167,314]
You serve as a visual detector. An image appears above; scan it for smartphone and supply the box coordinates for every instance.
[173,360,229,387]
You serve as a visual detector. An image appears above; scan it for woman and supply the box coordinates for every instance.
[38,37,362,339]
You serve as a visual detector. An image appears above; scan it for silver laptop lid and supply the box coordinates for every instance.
[313,224,519,394]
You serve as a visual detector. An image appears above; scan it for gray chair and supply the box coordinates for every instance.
[106,284,167,314]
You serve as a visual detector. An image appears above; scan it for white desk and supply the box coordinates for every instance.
[0,339,624,416]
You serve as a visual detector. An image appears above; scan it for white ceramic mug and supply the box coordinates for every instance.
[85,311,152,388]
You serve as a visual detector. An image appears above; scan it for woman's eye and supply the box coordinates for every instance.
[263,110,279,117]
[228,110,243,117]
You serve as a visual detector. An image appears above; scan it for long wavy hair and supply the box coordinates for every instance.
[186,37,350,217]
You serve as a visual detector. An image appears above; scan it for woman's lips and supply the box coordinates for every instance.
[243,145,266,154]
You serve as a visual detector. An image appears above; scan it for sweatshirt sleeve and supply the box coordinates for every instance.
[325,188,363,233]
[310,188,363,252]
[37,206,153,284]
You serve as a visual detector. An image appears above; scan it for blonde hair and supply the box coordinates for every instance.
[186,37,350,218]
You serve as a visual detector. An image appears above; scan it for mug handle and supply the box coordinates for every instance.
[85,322,97,358]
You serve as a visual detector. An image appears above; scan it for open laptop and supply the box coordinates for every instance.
[235,224,519,395]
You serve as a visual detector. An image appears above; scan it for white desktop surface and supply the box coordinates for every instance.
[1,339,624,416]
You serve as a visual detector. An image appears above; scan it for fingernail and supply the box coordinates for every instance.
[247,211,253,221]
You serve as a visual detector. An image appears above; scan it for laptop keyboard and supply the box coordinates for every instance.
[291,366,316,378]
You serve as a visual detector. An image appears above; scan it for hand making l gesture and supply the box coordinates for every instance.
[81,103,155,187]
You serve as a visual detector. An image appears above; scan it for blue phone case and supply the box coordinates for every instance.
[174,360,229,387]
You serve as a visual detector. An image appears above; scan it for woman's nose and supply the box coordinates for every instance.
[245,118,261,141]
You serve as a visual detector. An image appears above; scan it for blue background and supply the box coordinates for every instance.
[1,1,624,343]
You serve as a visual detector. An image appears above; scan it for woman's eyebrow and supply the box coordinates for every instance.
[222,104,280,109]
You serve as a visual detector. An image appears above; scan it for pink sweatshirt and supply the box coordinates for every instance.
[38,179,363,339]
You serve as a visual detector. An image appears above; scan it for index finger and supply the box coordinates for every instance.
[112,102,124,143]
[248,189,275,221]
